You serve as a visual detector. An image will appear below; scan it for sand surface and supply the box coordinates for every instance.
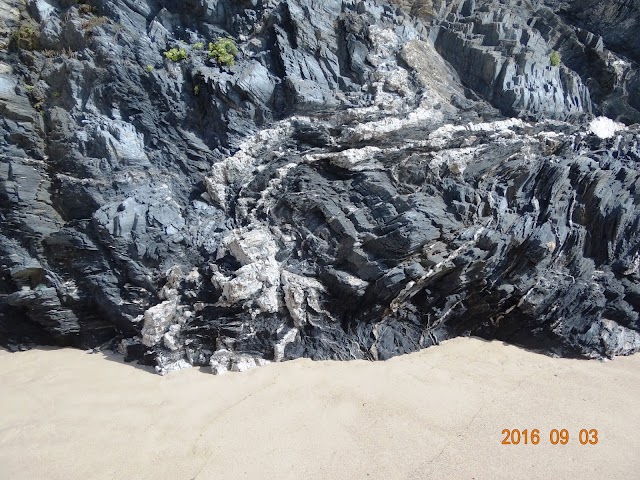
[1,337,639,480]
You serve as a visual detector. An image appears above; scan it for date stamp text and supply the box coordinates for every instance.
[501,429,599,445]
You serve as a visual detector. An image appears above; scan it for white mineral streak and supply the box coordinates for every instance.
[249,162,298,220]
[204,151,254,209]
[212,228,330,319]
[204,122,294,209]
[201,120,335,371]
[160,265,183,300]
[368,27,412,98]
[163,324,182,351]
[273,327,299,362]
[140,298,179,347]
[212,227,280,313]
[429,146,478,176]
[610,58,631,80]
[157,359,192,376]
[281,270,326,327]
[428,118,525,148]
[140,266,193,348]
[389,227,487,313]
[209,349,232,375]
[589,116,625,139]
[347,106,441,141]
[367,26,400,63]
[185,268,201,283]
[306,145,383,171]
[367,26,412,104]
[209,349,270,375]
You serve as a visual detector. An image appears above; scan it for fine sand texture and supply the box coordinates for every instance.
[1,337,639,480]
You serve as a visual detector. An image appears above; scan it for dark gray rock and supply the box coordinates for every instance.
[1,0,639,373]
[431,2,593,120]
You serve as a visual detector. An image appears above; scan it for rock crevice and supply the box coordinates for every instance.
[1,0,639,372]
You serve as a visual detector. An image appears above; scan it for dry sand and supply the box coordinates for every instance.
[1,337,639,480]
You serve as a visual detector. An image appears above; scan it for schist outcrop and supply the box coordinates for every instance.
[1,0,639,374]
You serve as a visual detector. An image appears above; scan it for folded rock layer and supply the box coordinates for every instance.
[1,0,639,373]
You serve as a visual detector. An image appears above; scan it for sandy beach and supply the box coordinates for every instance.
[1,337,639,480]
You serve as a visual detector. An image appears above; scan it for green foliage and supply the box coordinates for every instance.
[145,64,154,72]
[78,3,97,15]
[193,85,200,96]
[12,24,39,50]
[208,37,238,66]
[164,47,188,62]
[192,42,204,50]
[25,85,34,92]
[550,50,561,67]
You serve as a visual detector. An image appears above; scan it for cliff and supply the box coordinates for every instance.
[1,0,639,373]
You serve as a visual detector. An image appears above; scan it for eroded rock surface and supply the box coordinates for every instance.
[1,0,639,373]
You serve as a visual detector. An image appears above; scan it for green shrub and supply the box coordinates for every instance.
[12,24,39,50]
[208,37,238,66]
[550,50,561,67]
[192,42,204,50]
[78,3,97,15]
[145,64,154,72]
[193,85,200,96]
[164,48,188,62]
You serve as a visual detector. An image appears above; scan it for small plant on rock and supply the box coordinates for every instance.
[550,50,561,67]
[82,16,108,33]
[78,3,97,15]
[192,42,204,50]
[145,64,154,72]
[164,47,188,62]
[12,24,39,50]
[208,37,238,66]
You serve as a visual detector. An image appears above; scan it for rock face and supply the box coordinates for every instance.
[431,1,593,120]
[1,0,639,373]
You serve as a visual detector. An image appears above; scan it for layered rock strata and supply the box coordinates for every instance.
[1,0,639,373]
